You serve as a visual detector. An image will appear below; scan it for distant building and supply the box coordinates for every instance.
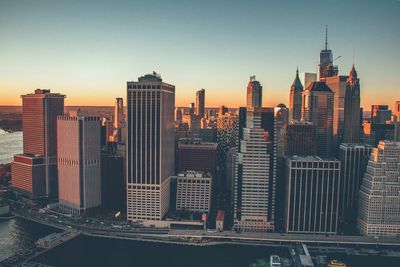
[247,75,262,108]
[285,122,316,156]
[362,122,395,147]
[394,101,400,118]
[218,105,228,117]
[196,89,205,118]
[175,108,183,123]
[182,113,201,135]
[113,98,124,143]
[338,143,371,233]
[175,171,212,213]
[189,102,195,115]
[302,81,334,156]
[284,156,340,234]
[371,105,391,124]
[343,66,361,143]
[289,68,303,122]
[126,72,175,221]
[177,138,217,176]
[299,72,317,91]
[358,141,400,236]
[11,89,65,199]
[57,112,101,215]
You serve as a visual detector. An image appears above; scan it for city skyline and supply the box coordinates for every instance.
[1,0,399,108]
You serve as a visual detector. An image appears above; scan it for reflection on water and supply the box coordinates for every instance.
[0,129,23,164]
[0,218,56,261]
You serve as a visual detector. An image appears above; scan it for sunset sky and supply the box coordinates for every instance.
[0,0,399,110]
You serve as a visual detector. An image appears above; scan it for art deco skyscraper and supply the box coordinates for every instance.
[343,65,361,143]
[302,82,334,156]
[126,72,175,221]
[247,75,262,108]
[11,89,65,199]
[113,97,125,143]
[196,88,205,118]
[289,68,303,122]
[57,111,101,215]
[358,141,400,236]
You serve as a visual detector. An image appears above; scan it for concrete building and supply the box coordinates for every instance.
[126,72,175,221]
[284,156,341,234]
[196,88,205,118]
[289,68,303,122]
[177,138,217,176]
[247,76,262,108]
[175,171,212,213]
[358,141,400,236]
[338,143,371,233]
[57,112,101,215]
[285,122,316,156]
[302,81,334,157]
[216,210,225,231]
[11,89,65,199]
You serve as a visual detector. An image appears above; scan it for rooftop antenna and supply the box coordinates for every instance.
[325,24,328,50]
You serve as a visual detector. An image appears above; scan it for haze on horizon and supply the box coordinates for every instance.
[0,0,399,110]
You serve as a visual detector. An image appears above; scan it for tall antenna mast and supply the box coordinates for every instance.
[325,24,328,50]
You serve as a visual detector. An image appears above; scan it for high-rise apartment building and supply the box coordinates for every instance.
[289,68,303,122]
[126,72,175,221]
[57,112,101,215]
[338,143,371,233]
[302,81,334,156]
[11,89,65,199]
[343,66,361,143]
[284,156,340,234]
[285,122,317,156]
[358,141,400,236]
[196,88,205,118]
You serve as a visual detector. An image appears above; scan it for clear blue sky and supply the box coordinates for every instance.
[0,0,399,109]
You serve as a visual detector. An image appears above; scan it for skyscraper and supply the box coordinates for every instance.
[394,101,400,118]
[234,77,274,232]
[289,68,303,122]
[299,72,317,91]
[358,141,400,236]
[343,65,361,143]
[57,112,101,215]
[126,72,175,221]
[247,75,262,108]
[196,88,205,118]
[318,26,338,80]
[11,89,65,199]
[284,156,340,234]
[339,143,371,233]
[302,81,334,156]
[113,97,124,143]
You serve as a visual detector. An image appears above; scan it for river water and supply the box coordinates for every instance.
[0,129,22,164]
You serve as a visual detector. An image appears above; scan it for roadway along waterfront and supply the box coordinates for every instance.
[10,207,400,249]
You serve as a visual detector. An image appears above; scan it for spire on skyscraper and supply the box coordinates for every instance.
[325,24,328,50]
[291,68,303,91]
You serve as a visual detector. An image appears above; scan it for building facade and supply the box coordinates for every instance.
[284,156,341,234]
[175,171,212,213]
[126,72,175,221]
[11,89,65,199]
[57,113,101,215]
[358,141,400,236]
[302,82,334,156]
[338,143,371,233]
[343,66,361,143]
[285,122,317,156]
[247,76,262,108]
